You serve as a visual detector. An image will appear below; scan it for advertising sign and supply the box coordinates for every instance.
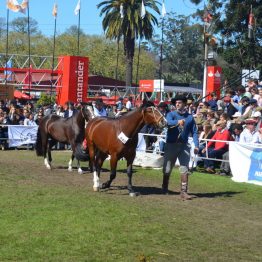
[206,66,222,100]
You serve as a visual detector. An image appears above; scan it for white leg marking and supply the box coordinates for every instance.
[44,158,51,170]
[78,167,83,174]
[68,159,73,172]
[93,171,100,191]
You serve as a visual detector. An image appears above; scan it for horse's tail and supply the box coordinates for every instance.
[74,143,90,161]
[35,127,43,156]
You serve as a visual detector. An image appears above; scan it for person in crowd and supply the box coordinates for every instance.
[240,98,258,121]
[217,124,243,176]
[232,86,245,104]
[223,96,238,119]
[56,105,65,117]
[24,112,37,126]
[257,88,262,107]
[157,102,170,117]
[252,111,262,131]
[116,97,124,112]
[64,102,77,118]
[204,111,216,127]
[239,118,261,144]
[125,96,134,111]
[93,99,107,117]
[162,95,199,200]
[208,92,218,111]
[201,120,233,174]
[250,87,260,101]
[35,111,44,125]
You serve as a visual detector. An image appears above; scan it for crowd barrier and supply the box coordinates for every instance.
[1,125,261,186]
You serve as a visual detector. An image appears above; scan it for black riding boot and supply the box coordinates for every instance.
[162,175,170,194]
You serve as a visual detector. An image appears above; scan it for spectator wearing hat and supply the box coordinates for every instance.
[201,120,233,174]
[232,86,246,104]
[94,99,107,117]
[239,119,261,144]
[240,98,258,121]
[162,95,199,200]
[251,111,262,131]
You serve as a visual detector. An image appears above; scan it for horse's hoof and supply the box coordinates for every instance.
[46,166,51,170]
[129,192,140,197]
[78,169,83,175]
[101,183,109,189]
[93,187,100,192]
[68,167,73,172]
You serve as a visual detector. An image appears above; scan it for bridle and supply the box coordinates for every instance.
[143,106,166,126]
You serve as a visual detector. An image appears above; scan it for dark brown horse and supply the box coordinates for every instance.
[75,102,167,195]
[35,105,94,173]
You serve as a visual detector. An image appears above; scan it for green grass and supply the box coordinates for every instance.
[0,150,261,261]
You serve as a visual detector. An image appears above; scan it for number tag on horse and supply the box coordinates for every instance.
[118,132,129,144]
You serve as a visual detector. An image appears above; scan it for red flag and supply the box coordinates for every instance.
[248,9,255,39]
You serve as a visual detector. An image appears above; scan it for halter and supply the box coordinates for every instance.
[143,106,165,125]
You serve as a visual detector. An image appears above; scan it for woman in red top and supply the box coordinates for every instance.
[201,120,233,173]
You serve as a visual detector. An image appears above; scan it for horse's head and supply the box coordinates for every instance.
[142,105,167,128]
[81,105,95,121]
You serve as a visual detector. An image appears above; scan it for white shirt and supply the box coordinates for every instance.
[94,107,107,117]
[239,128,261,144]
[126,100,132,110]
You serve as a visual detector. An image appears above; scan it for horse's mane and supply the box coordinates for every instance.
[140,100,156,109]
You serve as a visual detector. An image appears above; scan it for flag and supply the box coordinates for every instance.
[20,0,28,14]
[6,0,21,12]
[141,0,146,19]
[161,0,166,18]
[248,8,255,39]
[74,0,81,16]
[120,3,124,19]
[52,3,58,18]
[6,0,28,14]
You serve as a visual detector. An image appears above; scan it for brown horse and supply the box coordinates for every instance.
[35,105,94,173]
[75,102,167,195]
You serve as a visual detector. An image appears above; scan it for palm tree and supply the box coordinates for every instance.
[97,0,160,87]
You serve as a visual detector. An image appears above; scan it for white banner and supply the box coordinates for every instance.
[8,125,38,147]
[229,142,262,186]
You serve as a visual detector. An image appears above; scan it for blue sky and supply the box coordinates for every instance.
[1,0,205,36]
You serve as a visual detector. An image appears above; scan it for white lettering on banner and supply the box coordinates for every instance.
[76,61,84,103]
[255,171,262,177]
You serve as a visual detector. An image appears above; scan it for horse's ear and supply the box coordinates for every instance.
[141,100,155,109]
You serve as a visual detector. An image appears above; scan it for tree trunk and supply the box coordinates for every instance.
[124,34,135,87]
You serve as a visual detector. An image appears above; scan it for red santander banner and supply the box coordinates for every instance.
[139,79,154,92]
[57,56,89,105]
[206,66,222,100]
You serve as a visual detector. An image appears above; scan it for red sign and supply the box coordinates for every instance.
[57,56,89,105]
[206,66,222,100]
[139,80,154,92]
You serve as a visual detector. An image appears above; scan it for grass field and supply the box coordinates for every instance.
[0,150,261,262]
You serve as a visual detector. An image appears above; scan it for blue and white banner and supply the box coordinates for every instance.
[8,125,38,147]
[229,142,262,186]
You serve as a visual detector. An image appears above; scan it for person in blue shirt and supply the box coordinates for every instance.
[162,95,199,200]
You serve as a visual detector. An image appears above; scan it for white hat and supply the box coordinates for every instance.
[232,112,241,118]
[253,111,261,118]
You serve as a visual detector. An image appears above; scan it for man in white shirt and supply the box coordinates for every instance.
[125,96,133,111]
[239,119,261,144]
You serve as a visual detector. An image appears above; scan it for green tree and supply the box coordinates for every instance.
[10,17,40,35]
[97,0,160,86]
[152,13,204,83]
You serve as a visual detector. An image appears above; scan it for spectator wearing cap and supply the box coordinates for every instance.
[200,120,233,174]
[162,94,199,200]
[94,99,107,117]
[252,111,262,131]
[239,119,261,144]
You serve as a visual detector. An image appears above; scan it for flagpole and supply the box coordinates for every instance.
[135,39,141,106]
[159,17,164,101]
[27,2,31,100]
[77,9,81,55]
[5,9,10,89]
[51,9,57,104]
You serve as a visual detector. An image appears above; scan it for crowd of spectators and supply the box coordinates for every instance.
[1,80,262,175]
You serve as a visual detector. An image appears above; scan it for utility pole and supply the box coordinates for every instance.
[203,23,208,101]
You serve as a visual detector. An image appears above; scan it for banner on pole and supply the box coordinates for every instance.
[229,142,262,186]
[139,79,164,92]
